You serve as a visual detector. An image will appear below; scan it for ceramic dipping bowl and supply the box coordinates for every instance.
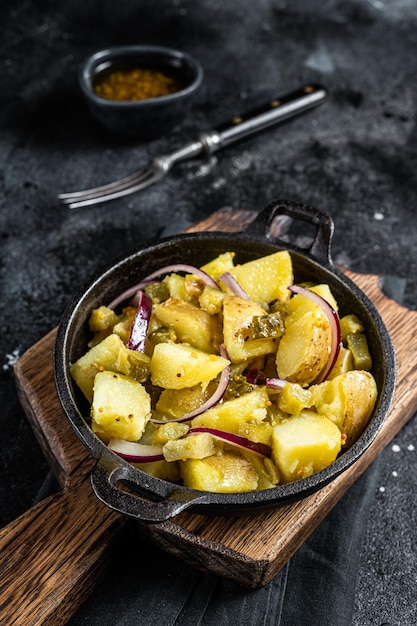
[79,45,203,138]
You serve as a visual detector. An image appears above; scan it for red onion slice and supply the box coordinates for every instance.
[246,368,261,384]
[150,345,231,424]
[266,377,287,391]
[108,438,164,463]
[188,427,271,458]
[107,280,157,310]
[288,284,342,383]
[144,264,219,289]
[108,264,219,310]
[219,272,250,300]
[127,291,152,352]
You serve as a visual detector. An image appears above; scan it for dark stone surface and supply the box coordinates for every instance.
[1,0,416,624]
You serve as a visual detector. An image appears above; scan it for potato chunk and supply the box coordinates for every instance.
[70,333,150,402]
[191,387,270,433]
[132,459,180,482]
[198,286,225,315]
[91,371,151,442]
[276,310,331,386]
[155,383,216,419]
[163,432,218,462]
[311,371,378,447]
[200,251,235,281]
[150,342,229,389]
[272,410,342,483]
[152,422,190,446]
[180,451,259,492]
[341,371,377,445]
[153,297,221,353]
[287,284,338,320]
[327,346,353,380]
[240,452,280,489]
[88,305,120,332]
[227,250,293,304]
[223,295,278,362]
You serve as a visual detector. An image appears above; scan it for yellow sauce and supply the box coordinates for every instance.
[93,65,184,101]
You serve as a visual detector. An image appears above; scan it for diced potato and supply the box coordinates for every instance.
[152,422,190,446]
[327,346,353,380]
[89,306,120,332]
[164,273,187,300]
[163,432,218,462]
[278,382,313,415]
[237,420,273,446]
[106,306,137,345]
[153,297,221,353]
[339,370,377,446]
[271,410,342,483]
[309,284,339,312]
[200,251,235,281]
[276,310,331,386]
[71,334,122,401]
[163,273,205,303]
[286,284,338,325]
[309,376,345,429]
[180,451,259,492]
[70,333,150,402]
[223,295,278,362]
[227,250,293,304]
[150,342,229,390]
[155,382,216,418]
[112,319,135,345]
[240,451,280,489]
[91,370,151,442]
[198,285,226,315]
[132,459,180,481]
[191,387,270,433]
[340,314,364,342]
[310,370,378,446]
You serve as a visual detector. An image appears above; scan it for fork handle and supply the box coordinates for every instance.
[198,84,327,154]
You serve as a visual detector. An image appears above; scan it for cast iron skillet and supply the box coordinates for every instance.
[54,199,396,523]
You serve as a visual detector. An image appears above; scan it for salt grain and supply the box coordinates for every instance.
[3,348,20,371]
[392,444,401,452]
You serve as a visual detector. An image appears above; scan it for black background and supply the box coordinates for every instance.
[1,1,417,624]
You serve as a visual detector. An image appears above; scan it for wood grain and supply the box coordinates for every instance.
[1,335,126,626]
[1,209,416,624]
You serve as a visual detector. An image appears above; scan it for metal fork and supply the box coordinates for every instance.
[58,84,327,209]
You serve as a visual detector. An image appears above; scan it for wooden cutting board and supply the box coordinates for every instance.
[2,208,417,626]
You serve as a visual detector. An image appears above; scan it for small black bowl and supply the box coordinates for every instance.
[79,45,203,139]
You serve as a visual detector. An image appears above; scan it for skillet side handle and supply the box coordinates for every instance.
[90,460,208,524]
[248,198,335,267]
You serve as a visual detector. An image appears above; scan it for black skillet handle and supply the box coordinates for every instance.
[247,199,335,268]
[90,456,209,523]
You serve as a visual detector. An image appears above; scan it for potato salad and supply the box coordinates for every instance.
[70,250,378,493]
